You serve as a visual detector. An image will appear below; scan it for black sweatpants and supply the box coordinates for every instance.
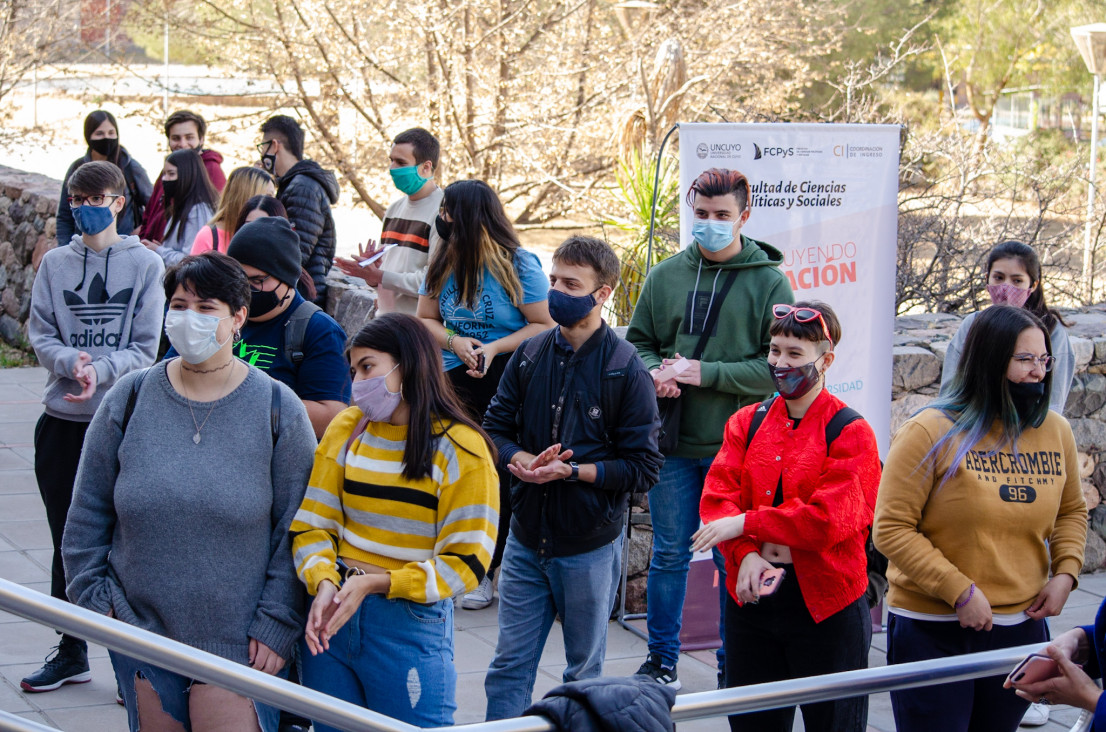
[447,355,511,575]
[887,613,1047,732]
[33,413,90,604]
[724,564,871,732]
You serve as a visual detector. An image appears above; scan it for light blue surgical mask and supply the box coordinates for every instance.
[692,219,737,252]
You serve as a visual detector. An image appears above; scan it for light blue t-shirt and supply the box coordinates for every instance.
[420,248,548,370]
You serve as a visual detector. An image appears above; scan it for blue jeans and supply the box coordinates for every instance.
[299,593,456,729]
[484,531,624,720]
[109,650,283,732]
[646,455,727,669]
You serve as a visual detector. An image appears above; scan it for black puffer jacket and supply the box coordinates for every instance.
[56,148,153,245]
[277,160,339,305]
[525,676,676,732]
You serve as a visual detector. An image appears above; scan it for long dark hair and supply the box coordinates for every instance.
[926,305,1053,486]
[232,195,315,301]
[164,149,218,242]
[83,110,120,166]
[986,240,1065,332]
[347,313,496,480]
[424,180,522,308]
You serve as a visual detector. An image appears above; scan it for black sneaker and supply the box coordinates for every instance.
[635,652,681,691]
[20,637,91,693]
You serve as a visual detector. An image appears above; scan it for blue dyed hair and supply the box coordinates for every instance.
[925,305,1052,487]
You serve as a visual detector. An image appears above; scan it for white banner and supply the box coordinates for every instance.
[678,123,900,455]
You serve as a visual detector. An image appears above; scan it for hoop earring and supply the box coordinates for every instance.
[233,330,242,345]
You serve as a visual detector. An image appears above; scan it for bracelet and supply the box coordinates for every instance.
[447,333,457,353]
[955,583,975,609]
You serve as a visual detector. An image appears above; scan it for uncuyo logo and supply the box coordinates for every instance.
[696,143,709,160]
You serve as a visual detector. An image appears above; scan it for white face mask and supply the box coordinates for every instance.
[164,309,232,364]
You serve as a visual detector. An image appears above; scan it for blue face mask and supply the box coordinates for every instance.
[72,203,116,236]
[548,287,599,327]
[692,219,737,252]
[390,165,430,196]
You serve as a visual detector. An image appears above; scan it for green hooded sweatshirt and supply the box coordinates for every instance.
[626,235,794,458]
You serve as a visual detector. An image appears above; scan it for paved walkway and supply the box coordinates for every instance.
[0,365,1100,730]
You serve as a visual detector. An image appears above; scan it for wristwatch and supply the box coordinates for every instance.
[566,462,579,482]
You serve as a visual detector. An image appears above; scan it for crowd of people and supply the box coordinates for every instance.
[14,107,1101,732]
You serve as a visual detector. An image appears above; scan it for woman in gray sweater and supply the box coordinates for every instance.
[63,252,317,732]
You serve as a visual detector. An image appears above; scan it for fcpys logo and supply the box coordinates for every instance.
[63,274,133,326]
[753,143,794,160]
[235,341,278,370]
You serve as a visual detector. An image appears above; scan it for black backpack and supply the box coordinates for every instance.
[121,366,282,445]
[745,395,888,608]
[283,300,323,369]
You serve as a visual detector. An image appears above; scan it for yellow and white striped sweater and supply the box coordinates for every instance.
[291,407,499,603]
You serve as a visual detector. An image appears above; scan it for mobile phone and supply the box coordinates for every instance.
[357,243,397,267]
[1006,653,1059,686]
[758,568,786,596]
[475,352,486,373]
[654,357,690,382]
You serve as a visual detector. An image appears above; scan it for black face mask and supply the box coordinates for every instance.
[162,179,179,201]
[89,137,119,159]
[1008,380,1047,424]
[435,214,452,242]
[249,285,291,318]
[770,356,823,400]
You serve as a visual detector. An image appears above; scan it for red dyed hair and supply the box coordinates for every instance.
[685,168,750,210]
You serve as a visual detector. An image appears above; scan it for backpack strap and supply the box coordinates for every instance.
[283,300,322,368]
[515,329,559,403]
[120,367,151,437]
[208,224,220,252]
[270,378,281,446]
[744,395,778,449]
[824,406,862,446]
[598,337,638,444]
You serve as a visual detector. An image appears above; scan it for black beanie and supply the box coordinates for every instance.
[227,217,301,287]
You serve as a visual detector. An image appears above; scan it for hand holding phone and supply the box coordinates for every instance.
[1005,653,1060,686]
[758,568,786,597]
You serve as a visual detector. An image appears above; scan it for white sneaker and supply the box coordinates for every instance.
[461,575,494,610]
[1020,702,1049,727]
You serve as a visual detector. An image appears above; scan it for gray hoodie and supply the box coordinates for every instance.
[28,234,166,420]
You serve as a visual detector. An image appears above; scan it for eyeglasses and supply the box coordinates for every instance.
[247,274,273,289]
[67,194,122,207]
[772,304,832,343]
[256,140,276,156]
[1011,353,1055,372]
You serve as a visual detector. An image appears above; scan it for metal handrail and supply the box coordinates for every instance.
[0,578,1094,732]
[0,709,58,732]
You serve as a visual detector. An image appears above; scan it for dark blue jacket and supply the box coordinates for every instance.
[1081,601,1106,729]
[483,323,662,557]
[277,160,339,305]
[525,675,675,731]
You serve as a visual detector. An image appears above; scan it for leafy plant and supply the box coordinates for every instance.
[601,148,680,325]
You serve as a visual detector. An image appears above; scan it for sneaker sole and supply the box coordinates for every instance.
[459,597,493,610]
[20,671,92,693]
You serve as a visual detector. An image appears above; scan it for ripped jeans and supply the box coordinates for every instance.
[299,593,456,729]
[109,650,283,732]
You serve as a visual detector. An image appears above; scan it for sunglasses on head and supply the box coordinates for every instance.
[772,304,832,343]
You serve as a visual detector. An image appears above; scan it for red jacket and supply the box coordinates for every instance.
[700,389,881,622]
[139,148,226,242]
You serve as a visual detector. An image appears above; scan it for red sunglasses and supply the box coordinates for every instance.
[772,304,832,343]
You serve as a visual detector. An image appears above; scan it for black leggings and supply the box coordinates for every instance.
[447,355,511,575]
[33,414,90,603]
[723,564,871,732]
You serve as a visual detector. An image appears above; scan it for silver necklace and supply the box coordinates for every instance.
[181,358,238,444]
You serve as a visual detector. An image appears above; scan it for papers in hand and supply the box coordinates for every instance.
[358,243,398,267]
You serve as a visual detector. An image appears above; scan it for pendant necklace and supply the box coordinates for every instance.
[183,358,237,444]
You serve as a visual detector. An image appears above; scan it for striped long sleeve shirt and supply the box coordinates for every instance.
[291,407,499,603]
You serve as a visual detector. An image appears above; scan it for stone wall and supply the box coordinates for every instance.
[0,166,59,347]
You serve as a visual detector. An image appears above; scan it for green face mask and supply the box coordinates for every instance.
[389,165,429,196]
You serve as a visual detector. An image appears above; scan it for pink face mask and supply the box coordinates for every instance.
[987,282,1031,308]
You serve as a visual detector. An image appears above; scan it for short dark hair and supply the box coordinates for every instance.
[164,110,207,140]
[768,300,842,347]
[552,235,620,289]
[68,161,126,197]
[260,115,305,160]
[686,168,750,212]
[393,127,440,169]
[163,252,251,313]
